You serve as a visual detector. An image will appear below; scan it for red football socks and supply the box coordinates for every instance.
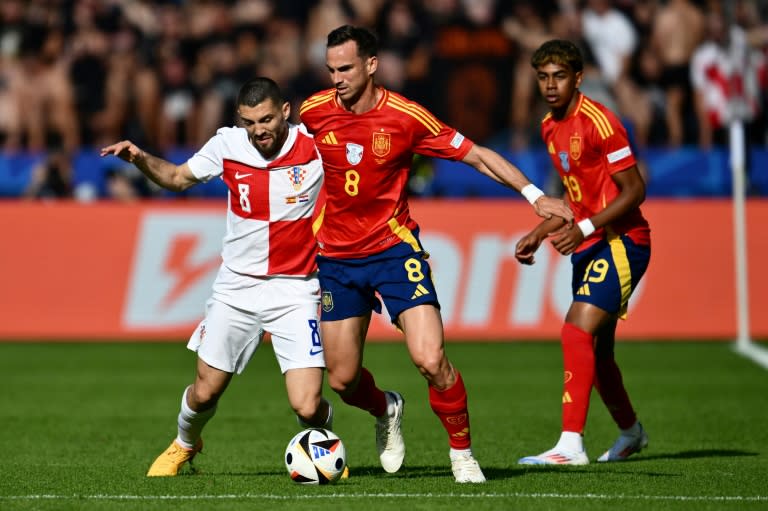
[561,322,595,433]
[595,356,637,429]
[339,367,388,417]
[429,370,472,449]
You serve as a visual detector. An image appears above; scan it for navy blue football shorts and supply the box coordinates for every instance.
[316,231,440,323]
[571,233,650,318]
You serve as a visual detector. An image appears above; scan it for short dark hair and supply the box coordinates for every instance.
[327,25,378,58]
[237,77,285,108]
[531,39,583,73]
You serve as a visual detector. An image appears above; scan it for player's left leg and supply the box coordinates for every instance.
[593,236,651,462]
[594,321,648,462]
[284,367,333,429]
[399,305,485,483]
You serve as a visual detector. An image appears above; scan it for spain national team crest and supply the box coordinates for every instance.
[372,132,390,157]
[321,291,334,312]
[287,166,306,191]
[346,143,363,166]
[569,135,582,160]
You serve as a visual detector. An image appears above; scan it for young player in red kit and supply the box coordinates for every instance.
[300,25,573,482]
[516,39,651,465]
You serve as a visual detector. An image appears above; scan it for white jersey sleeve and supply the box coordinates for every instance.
[187,127,239,182]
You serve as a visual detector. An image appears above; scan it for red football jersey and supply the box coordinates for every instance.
[300,87,474,258]
[541,93,650,251]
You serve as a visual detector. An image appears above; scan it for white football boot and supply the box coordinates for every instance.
[597,422,648,462]
[450,449,486,483]
[376,391,405,473]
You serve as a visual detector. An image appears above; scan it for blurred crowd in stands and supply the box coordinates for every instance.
[2,0,767,200]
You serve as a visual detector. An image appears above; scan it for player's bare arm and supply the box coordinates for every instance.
[515,216,567,265]
[461,144,573,223]
[551,165,646,256]
[99,140,199,192]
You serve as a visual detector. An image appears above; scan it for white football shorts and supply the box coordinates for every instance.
[187,266,325,374]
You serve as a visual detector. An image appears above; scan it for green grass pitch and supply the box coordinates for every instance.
[1,341,766,511]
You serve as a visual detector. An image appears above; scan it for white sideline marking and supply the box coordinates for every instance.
[734,341,768,370]
[2,493,767,502]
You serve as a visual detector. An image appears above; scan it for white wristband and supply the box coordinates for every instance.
[577,218,596,238]
[521,184,544,204]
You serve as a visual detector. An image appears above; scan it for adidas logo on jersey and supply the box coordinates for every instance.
[321,132,338,144]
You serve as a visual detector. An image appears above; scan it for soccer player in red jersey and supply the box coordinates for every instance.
[516,39,651,465]
[300,25,573,483]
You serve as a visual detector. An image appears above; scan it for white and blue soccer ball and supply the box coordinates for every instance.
[284,428,346,484]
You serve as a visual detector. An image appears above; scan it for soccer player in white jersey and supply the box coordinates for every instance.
[100,77,332,477]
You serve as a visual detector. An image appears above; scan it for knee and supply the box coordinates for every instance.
[411,349,446,380]
[188,382,223,409]
[326,369,356,395]
[292,395,322,424]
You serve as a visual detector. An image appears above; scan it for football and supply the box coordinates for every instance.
[284,428,346,484]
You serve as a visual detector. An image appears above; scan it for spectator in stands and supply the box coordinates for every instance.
[374,0,432,101]
[650,0,705,147]
[691,6,767,148]
[424,0,517,144]
[104,165,154,202]
[68,3,125,149]
[23,147,73,199]
[15,21,79,153]
[582,0,650,148]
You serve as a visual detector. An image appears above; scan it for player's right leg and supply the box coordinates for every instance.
[519,303,605,466]
[147,360,232,476]
[317,255,403,473]
[148,297,260,476]
[321,316,403,472]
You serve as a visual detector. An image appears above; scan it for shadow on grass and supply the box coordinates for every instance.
[634,449,758,461]
[185,450,758,479]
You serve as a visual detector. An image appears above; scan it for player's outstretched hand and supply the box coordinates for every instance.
[99,140,144,164]
[515,231,543,265]
[533,196,573,224]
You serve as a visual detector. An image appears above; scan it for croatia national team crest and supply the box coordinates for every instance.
[372,132,390,157]
[346,143,363,166]
[569,135,582,160]
[287,166,306,191]
[558,151,570,172]
[321,291,334,312]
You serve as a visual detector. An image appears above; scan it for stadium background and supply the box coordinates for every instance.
[1,0,766,342]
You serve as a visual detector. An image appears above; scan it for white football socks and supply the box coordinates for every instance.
[176,386,216,449]
[555,431,585,453]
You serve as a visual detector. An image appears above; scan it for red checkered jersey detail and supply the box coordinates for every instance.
[187,125,323,276]
[300,87,473,258]
[541,94,649,250]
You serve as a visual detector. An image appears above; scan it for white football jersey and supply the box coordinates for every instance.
[187,124,323,276]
